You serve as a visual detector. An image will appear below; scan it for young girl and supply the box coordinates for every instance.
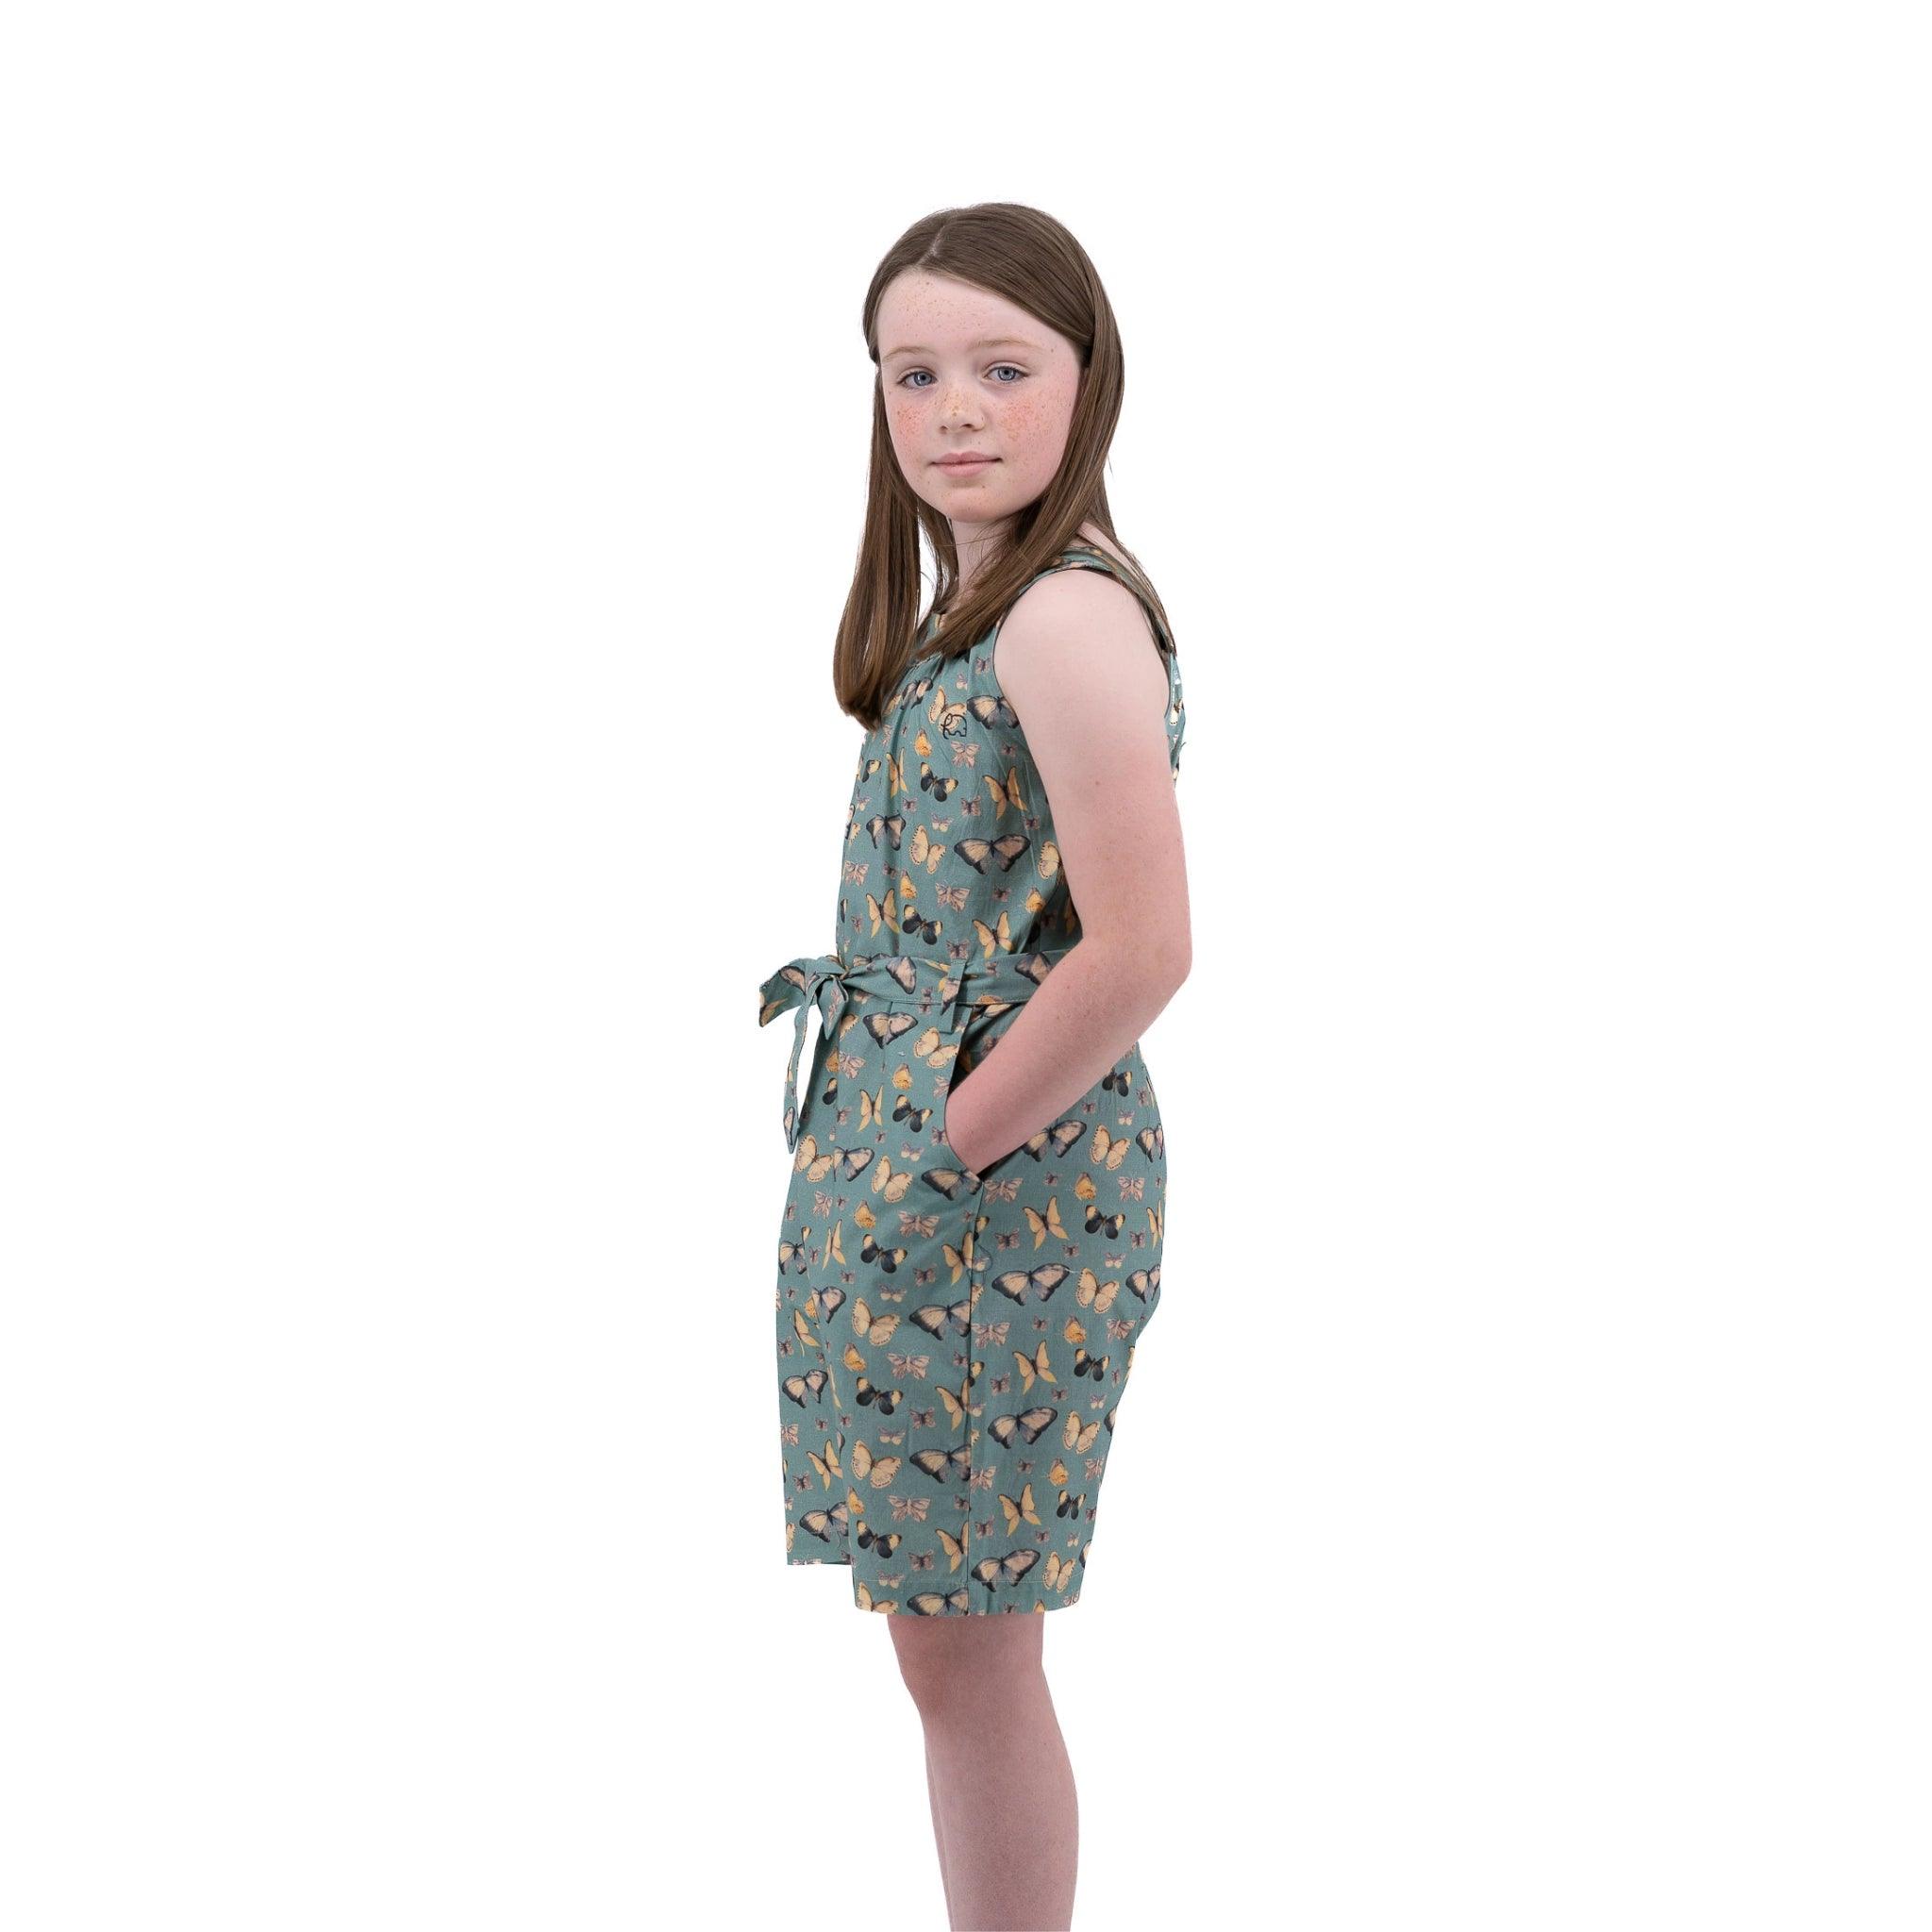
[757,203,1191,1930]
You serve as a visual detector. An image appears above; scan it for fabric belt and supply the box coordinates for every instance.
[757,947,1072,1152]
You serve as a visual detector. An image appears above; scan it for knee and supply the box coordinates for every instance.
[894,1642,965,1718]
[891,1630,1045,1721]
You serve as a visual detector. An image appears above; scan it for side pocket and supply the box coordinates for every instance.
[938,1003,1046,1187]
[927,1020,984,1190]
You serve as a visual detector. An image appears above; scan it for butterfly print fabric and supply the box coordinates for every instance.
[757,544,1186,1614]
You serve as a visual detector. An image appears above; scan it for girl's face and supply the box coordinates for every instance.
[877,270,1084,544]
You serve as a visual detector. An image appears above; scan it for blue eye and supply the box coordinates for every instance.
[896,366,1028,390]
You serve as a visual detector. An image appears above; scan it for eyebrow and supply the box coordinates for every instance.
[881,335,1039,363]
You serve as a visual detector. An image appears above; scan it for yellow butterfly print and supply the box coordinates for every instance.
[850,1441,901,1488]
[1038,839,1061,880]
[853,1300,900,1345]
[1043,1551,1078,1593]
[792,1134,836,1182]
[807,1443,841,1488]
[999,1483,1041,1532]
[909,1025,961,1072]
[1013,1341,1057,1391]
[909,824,947,874]
[871,1157,916,1203]
[858,1085,887,1128]
[1063,1412,1101,1455]
[1024,1197,1068,1247]
[854,1582,899,1613]
[1090,1124,1131,1171]
[1074,1268,1120,1312]
[983,766,1026,819]
[973,911,1016,958]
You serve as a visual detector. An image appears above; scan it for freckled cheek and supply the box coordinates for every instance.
[993,395,1050,465]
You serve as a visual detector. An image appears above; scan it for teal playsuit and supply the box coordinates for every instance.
[757,543,1187,1614]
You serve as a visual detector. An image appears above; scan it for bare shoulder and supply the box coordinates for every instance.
[991,563,1169,730]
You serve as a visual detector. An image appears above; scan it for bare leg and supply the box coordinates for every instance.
[889,1615,1078,1931]
[925,1732,958,1922]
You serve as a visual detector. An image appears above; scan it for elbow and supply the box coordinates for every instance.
[1082,924,1191,992]
[1145,930,1191,992]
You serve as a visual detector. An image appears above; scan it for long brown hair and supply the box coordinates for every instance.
[836,202,1175,731]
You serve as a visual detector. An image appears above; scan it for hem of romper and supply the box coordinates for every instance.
[786,1554,1087,1614]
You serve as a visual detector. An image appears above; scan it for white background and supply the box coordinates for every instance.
[4,5,1926,1927]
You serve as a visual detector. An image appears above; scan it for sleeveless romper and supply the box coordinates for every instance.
[756,543,1187,1614]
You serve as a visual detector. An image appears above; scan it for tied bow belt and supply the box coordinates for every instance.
[757,949,1073,1156]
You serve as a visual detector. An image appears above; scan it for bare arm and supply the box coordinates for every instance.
[942,570,1191,1176]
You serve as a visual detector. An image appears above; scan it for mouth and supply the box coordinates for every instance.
[934,457,998,471]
